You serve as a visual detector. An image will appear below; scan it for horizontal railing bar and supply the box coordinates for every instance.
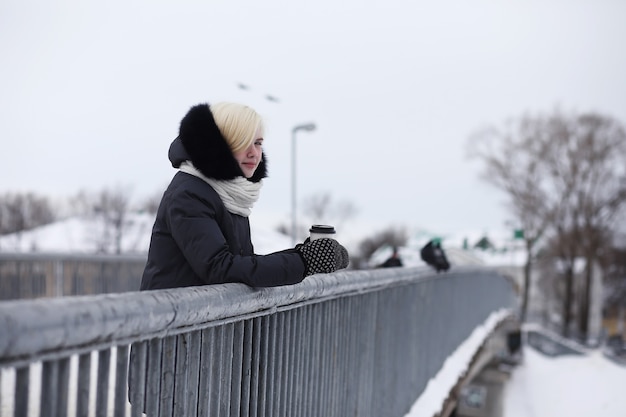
[0,266,507,368]
[0,252,147,263]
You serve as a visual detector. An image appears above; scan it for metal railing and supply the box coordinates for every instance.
[0,266,516,417]
[0,253,146,301]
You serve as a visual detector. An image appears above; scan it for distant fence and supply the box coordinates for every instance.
[0,266,516,417]
[0,253,146,301]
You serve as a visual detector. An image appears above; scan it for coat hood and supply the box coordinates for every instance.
[169,103,267,183]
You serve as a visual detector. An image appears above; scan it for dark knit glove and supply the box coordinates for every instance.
[297,238,350,277]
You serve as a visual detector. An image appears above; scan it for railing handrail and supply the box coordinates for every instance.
[0,251,147,263]
[0,266,503,366]
[0,266,516,417]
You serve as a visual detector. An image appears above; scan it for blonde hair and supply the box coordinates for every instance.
[210,102,264,153]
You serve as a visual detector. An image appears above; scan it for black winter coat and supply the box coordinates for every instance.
[140,104,306,290]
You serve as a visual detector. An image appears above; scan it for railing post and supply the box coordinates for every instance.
[54,259,64,297]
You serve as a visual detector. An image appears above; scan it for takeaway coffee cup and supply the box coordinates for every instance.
[309,224,336,241]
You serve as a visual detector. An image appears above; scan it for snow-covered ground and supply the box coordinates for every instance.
[405,309,511,416]
[404,318,626,417]
[503,345,626,416]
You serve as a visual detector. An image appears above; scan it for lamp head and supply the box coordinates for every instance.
[293,123,316,133]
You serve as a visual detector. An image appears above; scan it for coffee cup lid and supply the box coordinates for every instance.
[309,224,336,234]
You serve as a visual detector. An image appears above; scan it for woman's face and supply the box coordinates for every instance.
[233,128,263,178]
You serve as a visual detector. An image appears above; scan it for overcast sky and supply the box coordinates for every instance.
[2,0,625,240]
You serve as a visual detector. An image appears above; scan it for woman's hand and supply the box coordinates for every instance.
[296,238,350,276]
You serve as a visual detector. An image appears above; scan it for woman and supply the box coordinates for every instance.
[140,102,349,290]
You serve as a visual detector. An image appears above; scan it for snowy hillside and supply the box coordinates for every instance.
[0,213,295,256]
[0,213,155,254]
[0,215,527,270]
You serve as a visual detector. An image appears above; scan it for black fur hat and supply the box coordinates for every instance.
[177,103,267,183]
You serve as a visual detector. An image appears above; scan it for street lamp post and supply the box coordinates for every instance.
[291,123,317,245]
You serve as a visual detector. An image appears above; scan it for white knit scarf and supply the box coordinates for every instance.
[179,161,262,217]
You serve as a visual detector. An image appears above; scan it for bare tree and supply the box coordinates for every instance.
[547,113,626,336]
[355,226,408,269]
[104,187,132,254]
[68,190,96,217]
[274,223,290,237]
[0,192,55,237]
[303,193,332,221]
[276,192,359,242]
[138,189,163,215]
[302,192,358,231]
[469,110,626,337]
[73,185,134,254]
[469,115,551,322]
